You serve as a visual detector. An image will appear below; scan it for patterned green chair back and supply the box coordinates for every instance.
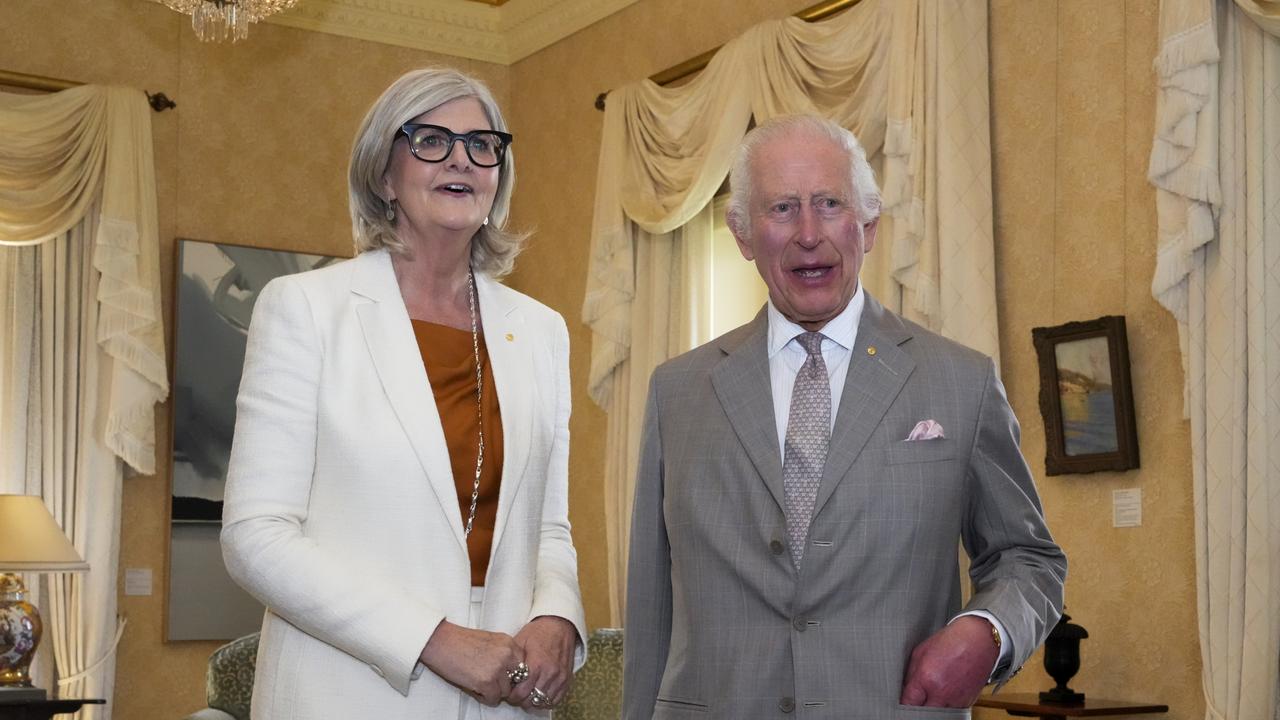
[206,632,260,720]
[557,628,623,720]
[198,628,620,720]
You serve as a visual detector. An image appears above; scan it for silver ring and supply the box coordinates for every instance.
[530,687,551,707]
[506,661,529,685]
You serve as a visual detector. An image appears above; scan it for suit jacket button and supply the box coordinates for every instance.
[770,540,785,555]
[778,697,795,713]
[792,617,806,632]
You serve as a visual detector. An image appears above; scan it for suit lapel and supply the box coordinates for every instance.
[711,311,786,513]
[475,274,533,561]
[351,250,467,554]
[812,295,915,518]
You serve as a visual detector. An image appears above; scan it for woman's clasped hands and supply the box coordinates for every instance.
[421,616,576,709]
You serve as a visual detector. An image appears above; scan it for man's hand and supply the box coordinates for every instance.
[899,615,1000,707]
[506,615,577,710]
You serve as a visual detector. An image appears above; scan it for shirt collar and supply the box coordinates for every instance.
[766,284,865,358]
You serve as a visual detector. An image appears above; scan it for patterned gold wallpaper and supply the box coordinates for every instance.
[986,2,1200,718]
[0,0,1201,717]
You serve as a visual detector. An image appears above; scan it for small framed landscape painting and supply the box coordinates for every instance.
[1031,316,1140,476]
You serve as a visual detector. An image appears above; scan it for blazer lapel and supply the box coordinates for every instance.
[351,250,467,554]
[812,294,915,518]
[711,310,786,513]
[475,274,533,561]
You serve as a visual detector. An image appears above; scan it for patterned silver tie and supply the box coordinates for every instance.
[782,331,830,568]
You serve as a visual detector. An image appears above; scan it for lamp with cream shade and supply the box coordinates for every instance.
[0,494,89,700]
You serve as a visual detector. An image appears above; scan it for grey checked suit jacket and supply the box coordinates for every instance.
[623,295,1066,720]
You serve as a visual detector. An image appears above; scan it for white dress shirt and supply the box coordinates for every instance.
[763,285,1012,677]
[765,287,863,458]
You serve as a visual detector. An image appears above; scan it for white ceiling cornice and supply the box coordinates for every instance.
[499,0,635,61]
[264,0,638,65]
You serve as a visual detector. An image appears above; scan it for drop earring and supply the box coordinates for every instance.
[483,216,490,226]
[385,201,396,222]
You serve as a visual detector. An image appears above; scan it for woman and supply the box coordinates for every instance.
[222,67,585,719]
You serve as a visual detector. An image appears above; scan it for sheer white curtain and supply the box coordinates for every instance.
[585,0,999,623]
[0,86,166,719]
[599,206,712,625]
[1149,1,1280,718]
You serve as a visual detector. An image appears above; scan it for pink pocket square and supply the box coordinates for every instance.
[906,419,945,441]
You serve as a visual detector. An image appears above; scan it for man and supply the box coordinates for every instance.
[623,115,1066,719]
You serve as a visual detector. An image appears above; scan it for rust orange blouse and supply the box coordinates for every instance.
[411,320,504,587]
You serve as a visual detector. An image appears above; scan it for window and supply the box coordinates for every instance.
[692,195,769,345]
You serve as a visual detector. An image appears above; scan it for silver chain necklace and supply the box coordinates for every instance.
[463,270,485,540]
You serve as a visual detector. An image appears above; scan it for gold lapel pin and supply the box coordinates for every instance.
[866,346,877,356]
[505,333,514,342]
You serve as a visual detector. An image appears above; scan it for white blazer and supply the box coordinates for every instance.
[222,249,587,720]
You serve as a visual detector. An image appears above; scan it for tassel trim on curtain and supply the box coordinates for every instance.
[882,118,939,320]
[1148,17,1222,322]
[94,214,167,473]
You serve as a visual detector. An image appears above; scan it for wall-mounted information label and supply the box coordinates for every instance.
[1113,488,1142,528]
[125,568,153,596]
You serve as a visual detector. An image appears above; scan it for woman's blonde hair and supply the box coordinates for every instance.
[348,67,526,277]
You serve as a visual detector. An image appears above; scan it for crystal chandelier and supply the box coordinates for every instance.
[156,0,300,42]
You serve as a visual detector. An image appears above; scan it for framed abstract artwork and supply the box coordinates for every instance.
[1031,316,1140,476]
[167,238,341,640]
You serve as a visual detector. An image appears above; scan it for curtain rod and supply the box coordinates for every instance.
[0,69,176,112]
[593,0,864,111]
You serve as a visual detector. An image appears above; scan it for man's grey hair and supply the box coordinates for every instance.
[348,67,526,278]
[725,115,881,237]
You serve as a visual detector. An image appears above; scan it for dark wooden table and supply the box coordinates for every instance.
[975,693,1168,720]
[0,698,105,720]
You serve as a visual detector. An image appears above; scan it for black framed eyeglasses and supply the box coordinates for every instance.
[397,123,513,168]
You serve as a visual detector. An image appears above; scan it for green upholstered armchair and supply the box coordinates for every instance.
[182,632,259,720]
[179,628,623,720]
[558,628,623,720]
